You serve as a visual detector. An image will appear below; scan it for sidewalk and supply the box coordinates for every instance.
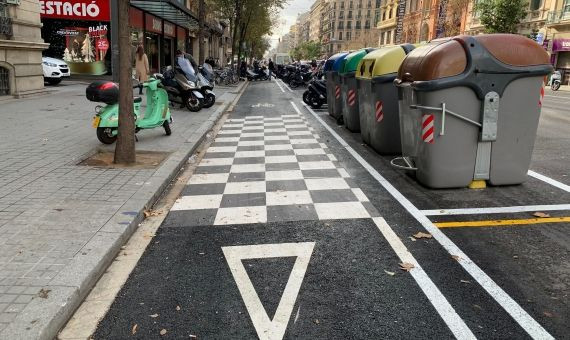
[0,81,246,339]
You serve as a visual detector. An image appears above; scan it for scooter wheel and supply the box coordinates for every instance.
[552,82,560,91]
[302,91,311,105]
[163,120,172,136]
[186,97,203,112]
[96,127,117,144]
[310,99,323,109]
[203,93,216,108]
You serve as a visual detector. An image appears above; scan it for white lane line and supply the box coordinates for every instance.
[280,79,294,93]
[422,204,570,216]
[528,170,570,193]
[293,101,554,340]
[372,217,475,339]
[273,77,285,93]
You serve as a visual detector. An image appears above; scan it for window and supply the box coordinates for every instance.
[338,21,344,29]
[386,30,391,44]
[339,31,343,40]
[341,2,344,9]
[348,10,353,19]
[380,32,385,45]
[357,10,361,19]
[376,0,381,8]
[356,21,361,29]
[389,7,394,19]
[339,11,344,18]
[368,1,372,8]
[382,10,386,21]
[367,9,371,17]
[529,0,542,10]
[350,1,353,9]
[0,66,9,96]
[365,20,370,29]
[0,0,13,38]
[347,21,352,29]
[347,31,352,40]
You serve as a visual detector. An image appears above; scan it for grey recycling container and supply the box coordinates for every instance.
[325,52,348,123]
[356,44,415,154]
[393,34,553,189]
[339,48,375,132]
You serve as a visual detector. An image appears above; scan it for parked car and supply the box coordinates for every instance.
[42,57,70,85]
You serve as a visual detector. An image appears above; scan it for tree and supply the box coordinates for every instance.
[443,0,470,37]
[63,48,72,62]
[81,35,94,62]
[303,41,322,59]
[114,0,136,164]
[475,0,528,34]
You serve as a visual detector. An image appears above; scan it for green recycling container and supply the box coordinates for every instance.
[356,44,416,154]
[339,48,376,132]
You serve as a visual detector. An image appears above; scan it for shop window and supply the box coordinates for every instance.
[0,66,9,96]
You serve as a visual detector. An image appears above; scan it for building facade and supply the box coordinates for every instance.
[377,0,397,46]
[546,0,570,83]
[309,0,324,42]
[0,0,48,97]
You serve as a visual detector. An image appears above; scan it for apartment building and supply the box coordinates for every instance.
[310,0,324,42]
[296,12,311,46]
[321,0,381,55]
[377,0,398,46]
[546,0,570,83]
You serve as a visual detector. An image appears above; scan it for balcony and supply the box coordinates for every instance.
[377,17,396,30]
[547,7,570,25]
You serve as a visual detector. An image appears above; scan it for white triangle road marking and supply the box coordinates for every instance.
[222,242,315,340]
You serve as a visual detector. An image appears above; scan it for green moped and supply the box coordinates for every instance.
[87,77,172,144]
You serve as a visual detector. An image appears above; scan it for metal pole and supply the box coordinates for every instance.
[110,0,120,82]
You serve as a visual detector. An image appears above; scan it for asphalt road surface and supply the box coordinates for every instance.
[94,80,569,339]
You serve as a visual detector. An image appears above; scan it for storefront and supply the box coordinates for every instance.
[552,38,570,84]
[40,0,197,76]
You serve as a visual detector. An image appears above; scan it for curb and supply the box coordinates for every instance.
[0,81,248,340]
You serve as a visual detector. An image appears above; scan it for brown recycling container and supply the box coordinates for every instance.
[393,34,553,188]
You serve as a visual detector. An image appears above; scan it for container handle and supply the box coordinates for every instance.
[390,157,418,171]
[410,104,482,128]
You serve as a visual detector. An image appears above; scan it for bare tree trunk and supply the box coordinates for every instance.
[114,0,135,164]
[231,0,242,70]
[198,0,205,64]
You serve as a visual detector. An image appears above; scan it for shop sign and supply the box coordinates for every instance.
[164,22,175,37]
[40,0,110,21]
[88,24,107,37]
[552,38,570,52]
[145,13,162,33]
[97,38,109,50]
[129,7,144,29]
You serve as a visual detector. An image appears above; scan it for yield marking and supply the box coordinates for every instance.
[222,242,315,340]
[375,100,384,122]
[436,217,570,228]
[422,114,435,143]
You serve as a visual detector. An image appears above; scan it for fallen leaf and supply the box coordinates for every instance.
[314,319,320,324]
[413,232,433,239]
[408,237,417,242]
[513,255,519,259]
[132,324,138,335]
[384,270,395,276]
[176,305,181,311]
[160,329,167,336]
[190,335,197,339]
[37,289,51,299]
[533,212,550,218]
[150,313,159,318]
[451,255,461,261]
[144,209,162,218]
[460,280,471,284]
[399,262,415,271]
[543,311,553,318]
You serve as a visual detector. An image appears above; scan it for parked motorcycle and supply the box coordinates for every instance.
[247,67,269,81]
[197,65,216,108]
[551,70,562,91]
[87,78,171,145]
[159,64,204,112]
[303,78,327,109]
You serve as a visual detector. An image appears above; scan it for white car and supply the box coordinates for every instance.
[42,57,70,85]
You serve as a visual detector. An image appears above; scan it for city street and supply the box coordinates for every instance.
[89,80,569,339]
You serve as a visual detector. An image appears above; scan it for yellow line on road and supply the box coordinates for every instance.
[435,217,570,228]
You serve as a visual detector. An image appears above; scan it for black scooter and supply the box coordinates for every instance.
[247,67,269,81]
[197,64,216,108]
[157,65,204,112]
[303,78,327,109]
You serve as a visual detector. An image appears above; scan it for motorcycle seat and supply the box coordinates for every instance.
[134,97,142,103]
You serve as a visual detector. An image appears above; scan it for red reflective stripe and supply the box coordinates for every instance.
[375,100,383,122]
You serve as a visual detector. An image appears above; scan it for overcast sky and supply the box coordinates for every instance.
[270,0,314,49]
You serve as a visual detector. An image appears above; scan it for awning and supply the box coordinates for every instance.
[131,0,199,30]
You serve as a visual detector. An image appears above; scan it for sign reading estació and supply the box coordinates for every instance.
[39,0,110,21]
[394,0,407,44]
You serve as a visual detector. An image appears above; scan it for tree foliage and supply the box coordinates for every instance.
[290,40,322,60]
[475,0,528,34]
[443,0,470,37]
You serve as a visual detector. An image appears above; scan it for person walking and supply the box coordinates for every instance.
[268,58,275,80]
[134,45,149,94]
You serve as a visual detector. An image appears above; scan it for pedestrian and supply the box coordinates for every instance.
[268,58,275,80]
[134,45,149,95]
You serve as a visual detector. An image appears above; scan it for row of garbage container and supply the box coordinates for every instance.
[323,34,553,189]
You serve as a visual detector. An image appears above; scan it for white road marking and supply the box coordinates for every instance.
[171,194,223,210]
[215,206,267,225]
[422,204,570,216]
[274,77,285,93]
[222,242,315,340]
[528,170,570,193]
[314,202,371,219]
[280,79,294,93]
[294,101,554,340]
[266,190,313,206]
[371,218,476,339]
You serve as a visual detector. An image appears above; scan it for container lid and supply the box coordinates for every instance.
[341,48,375,74]
[396,34,553,98]
[356,44,414,80]
[324,52,348,72]
[332,52,349,72]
